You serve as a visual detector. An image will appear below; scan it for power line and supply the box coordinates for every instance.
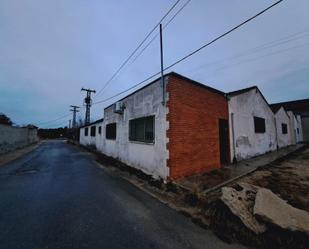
[93,0,284,106]
[95,0,182,98]
[93,72,161,105]
[129,0,192,66]
[163,0,285,72]
[202,42,309,76]
[35,113,71,126]
[36,0,286,123]
[40,119,70,128]
[186,28,309,74]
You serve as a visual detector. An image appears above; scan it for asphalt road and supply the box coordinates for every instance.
[0,140,245,249]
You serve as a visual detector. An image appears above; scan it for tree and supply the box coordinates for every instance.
[0,113,13,126]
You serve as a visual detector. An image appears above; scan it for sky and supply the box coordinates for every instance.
[0,0,308,128]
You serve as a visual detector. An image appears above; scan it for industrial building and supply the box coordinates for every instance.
[80,73,304,180]
[80,72,229,180]
[227,86,277,162]
[270,99,309,142]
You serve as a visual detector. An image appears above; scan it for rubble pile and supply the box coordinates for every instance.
[216,184,309,248]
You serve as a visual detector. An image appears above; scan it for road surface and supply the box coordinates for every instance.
[0,140,245,249]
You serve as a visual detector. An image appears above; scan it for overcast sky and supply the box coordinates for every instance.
[0,0,308,127]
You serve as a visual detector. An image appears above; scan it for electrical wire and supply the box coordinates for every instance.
[129,0,192,66]
[35,113,71,126]
[186,29,309,74]
[95,0,182,97]
[93,0,285,105]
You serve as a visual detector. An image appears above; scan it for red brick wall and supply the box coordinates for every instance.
[166,75,229,180]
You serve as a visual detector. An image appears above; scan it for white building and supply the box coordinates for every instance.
[101,78,169,179]
[287,111,303,144]
[79,119,104,150]
[270,99,308,142]
[79,72,230,180]
[227,86,277,162]
[271,106,292,148]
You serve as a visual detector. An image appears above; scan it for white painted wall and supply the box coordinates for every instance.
[274,107,292,148]
[296,115,303,142]
[100,79,169,179]
[301,117,309,142]
[287,111,303,144]
[79,121,103,150]
[228,88,277,161]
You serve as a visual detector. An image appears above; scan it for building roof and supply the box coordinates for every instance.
[104,72,225,111]
[227,86,258,97]
[227,85,270,106]
[269,105,282,114]
[270,98,309,117]
[80,118,104,129]
[169,72,225,96]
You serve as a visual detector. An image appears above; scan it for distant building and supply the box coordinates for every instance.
[286,111,303,144]
[270,106,292,148]
[227,86,277,162]
[80,72,229,180]
[79,73,306,180]
[270,99,309,142]
[79,119,104,150]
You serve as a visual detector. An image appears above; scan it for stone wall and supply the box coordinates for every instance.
[0,124,38,154]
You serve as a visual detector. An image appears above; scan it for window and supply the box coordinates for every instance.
[297,128,299,134]
[254,116,266,133]
[129,116,154,143]
[106,123,116,140]
[98,126,102,135]
[90,126,96,136]
[84,127,88,136]
[282,123,288,134]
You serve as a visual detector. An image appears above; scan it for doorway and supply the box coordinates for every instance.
[219,119,229,165]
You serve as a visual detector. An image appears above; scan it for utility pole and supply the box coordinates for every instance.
[70,105,80,128]
[160,23,165,105]
[69,119,71,129]
[81,88,96,125]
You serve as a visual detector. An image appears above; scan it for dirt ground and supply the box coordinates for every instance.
[205,147,309,249]
[239,148,309,212]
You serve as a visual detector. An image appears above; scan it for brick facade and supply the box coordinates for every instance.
[166,74,229,180]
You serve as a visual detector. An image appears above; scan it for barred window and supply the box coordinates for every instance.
[254,116,265,133]
[282,123,288,134]
[106,123,116,140]
[90,126,96,137]
[129,116,154,143]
